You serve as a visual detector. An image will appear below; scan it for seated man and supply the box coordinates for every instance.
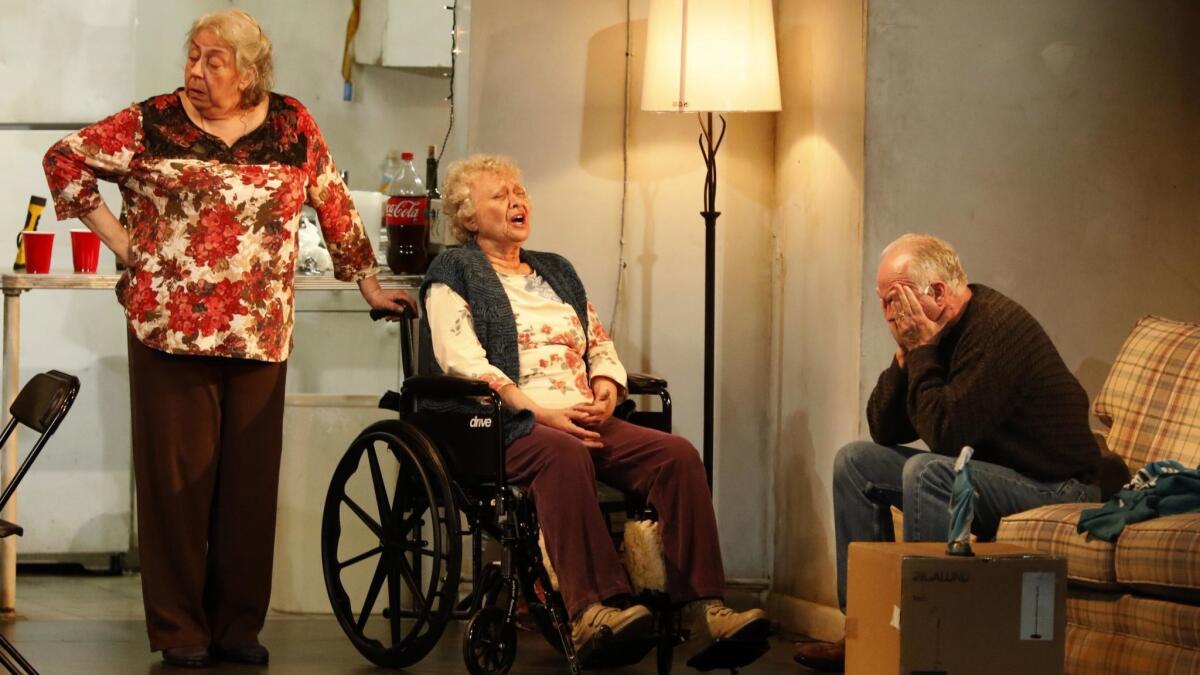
[795,233,1100,671]
[422,154,768,658]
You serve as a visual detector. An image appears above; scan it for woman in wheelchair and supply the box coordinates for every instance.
[421,154,769,660]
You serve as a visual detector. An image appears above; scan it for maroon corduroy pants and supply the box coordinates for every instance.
[504,416,725,618]
[127,333,287,651]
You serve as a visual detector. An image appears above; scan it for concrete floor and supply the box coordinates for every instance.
[0,574,804,674]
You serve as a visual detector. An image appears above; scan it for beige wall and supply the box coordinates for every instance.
[767,0,865,641]
[467,0,777,581]
[772,0,1200,639]
[861,0,1200,421]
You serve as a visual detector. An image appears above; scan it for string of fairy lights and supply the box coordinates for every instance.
[437,1,458,166]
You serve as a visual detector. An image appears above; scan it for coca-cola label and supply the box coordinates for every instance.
[384,196,428,227]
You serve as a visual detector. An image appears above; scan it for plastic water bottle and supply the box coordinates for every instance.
[383,152,428,274]
[378,150,402,192]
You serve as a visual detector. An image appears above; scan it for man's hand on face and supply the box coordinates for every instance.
[886,316,909,368]
[882,286,911,348]
[892,284,945,352]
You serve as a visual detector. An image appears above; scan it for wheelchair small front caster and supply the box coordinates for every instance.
[464,606,517,675]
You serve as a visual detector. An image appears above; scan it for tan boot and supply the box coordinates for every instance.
[683,601,772,672]
[693,600,770,641]
[570,603,653,651]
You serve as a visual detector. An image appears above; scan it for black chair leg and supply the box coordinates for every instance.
[0,630,37,675]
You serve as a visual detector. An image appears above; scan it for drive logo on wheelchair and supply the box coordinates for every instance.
[469,415,493,429]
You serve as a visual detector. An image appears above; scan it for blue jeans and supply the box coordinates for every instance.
[833,440,1099,610]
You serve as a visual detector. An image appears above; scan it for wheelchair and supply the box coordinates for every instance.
[320,308,768,674]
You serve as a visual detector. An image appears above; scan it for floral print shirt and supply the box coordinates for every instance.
[426,271,627,408]
[42,90,377,362]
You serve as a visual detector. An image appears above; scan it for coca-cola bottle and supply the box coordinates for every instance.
[383,151,428,274]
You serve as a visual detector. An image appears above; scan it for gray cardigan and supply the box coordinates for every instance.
[418,241,590,445]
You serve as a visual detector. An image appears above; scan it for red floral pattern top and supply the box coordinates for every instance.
[43,91,377,362]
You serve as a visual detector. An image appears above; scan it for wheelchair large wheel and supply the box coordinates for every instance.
[321,419,462,668]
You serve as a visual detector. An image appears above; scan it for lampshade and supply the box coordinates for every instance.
[641,0,781,113]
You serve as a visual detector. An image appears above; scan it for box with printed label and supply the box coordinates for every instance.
[845,542,1066,675]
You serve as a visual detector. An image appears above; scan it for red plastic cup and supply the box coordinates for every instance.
[70,229,101,274]
[21,231,54,274]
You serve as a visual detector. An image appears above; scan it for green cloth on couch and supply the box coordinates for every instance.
[1077,460,1200,541]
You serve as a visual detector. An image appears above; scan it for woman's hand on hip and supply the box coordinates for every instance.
[81,203,132,267]
[574,377,619,427]
[113,238,132,268]
[535,406,602,448]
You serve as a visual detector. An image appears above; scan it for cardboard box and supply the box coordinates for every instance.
[846,542,1066,675]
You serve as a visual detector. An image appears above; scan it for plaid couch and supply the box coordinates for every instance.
[997,316,1200,674]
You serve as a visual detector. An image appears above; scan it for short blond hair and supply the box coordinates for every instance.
[441,154,523,243]
[187,10,274,108]
[882,233,969,292]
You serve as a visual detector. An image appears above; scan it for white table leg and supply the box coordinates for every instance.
[1,289,20,612]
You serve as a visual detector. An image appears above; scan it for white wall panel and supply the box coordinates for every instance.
[0,0,136,123]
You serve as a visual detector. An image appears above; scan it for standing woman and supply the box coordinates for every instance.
[42,10,410,668]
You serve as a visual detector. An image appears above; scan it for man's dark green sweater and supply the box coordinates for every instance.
[867,284,1098,483]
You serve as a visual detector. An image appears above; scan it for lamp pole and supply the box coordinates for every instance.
[641,0,779,494]
[699,111,725,491]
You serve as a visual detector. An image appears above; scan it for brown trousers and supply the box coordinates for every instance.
[127,334,287,651]
[505,417,725,618]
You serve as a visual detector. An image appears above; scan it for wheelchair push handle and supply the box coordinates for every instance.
[369,304,418,378]
[369,305,417,322]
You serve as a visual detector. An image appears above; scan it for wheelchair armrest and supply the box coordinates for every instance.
[402,374,495,398]
[627,373,668,395]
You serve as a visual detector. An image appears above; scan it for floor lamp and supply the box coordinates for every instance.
[641,0,781,489]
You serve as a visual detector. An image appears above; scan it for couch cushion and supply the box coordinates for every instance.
[1066,624,1200,675]
[1115,593,1200,649]
[1093,315,1200,468]
[1066,588,1122,634]
[997,502,1120,586]
[1115,513,1200,603]
[1068,590,1200,650]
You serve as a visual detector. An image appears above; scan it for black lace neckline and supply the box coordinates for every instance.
[174,88,274,150]
[140,90,307,167]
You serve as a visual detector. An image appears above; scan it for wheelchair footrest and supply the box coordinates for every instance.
[578,634,657,670]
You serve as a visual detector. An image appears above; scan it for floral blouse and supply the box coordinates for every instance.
[42,90,377,362]
[426,271,627,409]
